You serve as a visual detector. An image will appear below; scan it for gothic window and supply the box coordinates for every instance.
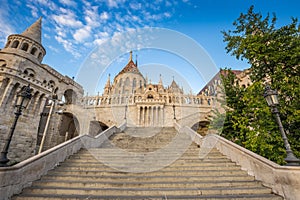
[21,43,29,51]
[132,78,136,88]
[119,78,123,87]
[30,47,37,55]
[125,77,130,87]
[11,40,19,48]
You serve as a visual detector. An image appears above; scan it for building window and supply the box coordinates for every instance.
[30,47,37,55]
[11,40,19,48]
[21,43,29,51]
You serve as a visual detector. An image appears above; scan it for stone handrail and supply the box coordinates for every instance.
[0,123,124,200]
[178,122,300,200]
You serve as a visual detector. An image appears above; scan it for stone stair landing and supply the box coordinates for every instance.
[12,127,283,199]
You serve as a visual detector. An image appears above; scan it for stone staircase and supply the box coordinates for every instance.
[13,127,283,199]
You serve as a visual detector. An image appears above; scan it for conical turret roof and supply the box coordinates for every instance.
[21,17,42,44]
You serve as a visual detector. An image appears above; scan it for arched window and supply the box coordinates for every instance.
[11,40,19,48]
[133,78,136,88]
[147,94,153,99]
[21,43,29,51]
[125,77,130,87]
[38,52,43,60]
[30,47,37,55]
[119,78,123,87]
[0,59,6,67]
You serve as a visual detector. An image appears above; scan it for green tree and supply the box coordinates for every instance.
[221,6,300,164]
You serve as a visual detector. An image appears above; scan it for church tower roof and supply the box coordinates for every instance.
[170,79,179,89]
[116,51,142,76]
[21,17,42,44]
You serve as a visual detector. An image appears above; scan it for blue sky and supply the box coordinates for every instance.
[0,0,299,94]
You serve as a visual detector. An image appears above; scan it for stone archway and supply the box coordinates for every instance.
[88,121,109,137]
[63,89,77,105]
[58,112,80,141]
[191,121,210,136]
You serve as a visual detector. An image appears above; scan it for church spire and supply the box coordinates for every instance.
[103,74,111,95]
[105,74,111,88]
[129,50,133,61]
[21,17,42,44]
[158,74,163,85]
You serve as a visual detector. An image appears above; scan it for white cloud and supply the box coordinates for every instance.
[59,0,77,7]
[84,6,101,27]
[55,35,81,58]
[26,4,39,18]
[52,11,83,28]
[100,11,109,21]
[73,26,91,42]
[129,3,142,10]
[48,45,60,53]
[0,1,14,45]
[107,0,126,8]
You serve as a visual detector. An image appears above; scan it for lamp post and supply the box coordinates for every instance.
[0,85,32,167]
[173,104,176,119]
[264,85,300,166]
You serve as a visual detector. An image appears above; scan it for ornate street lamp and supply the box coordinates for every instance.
[0,85,32,167]
[173,104,176,119]
[264,85,300,166]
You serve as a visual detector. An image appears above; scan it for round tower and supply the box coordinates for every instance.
[2,17,46,64]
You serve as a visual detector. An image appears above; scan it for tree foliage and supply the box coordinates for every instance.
[220,6,300,165]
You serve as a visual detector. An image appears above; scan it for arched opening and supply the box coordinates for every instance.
[191,121,210,136]
[63,89,77,104]
[147,94,154,99]
[21,43,29,51]
[38,52,43,61]
[11,40,19,48]
[30,47,37,55]
[58,112,80,141]
[88,121,109,137]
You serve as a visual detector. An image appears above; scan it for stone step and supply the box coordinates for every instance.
[11,127,283,200]
[12,193,284,200]
[56,164,241,172]
[60,160,237,167]
[47,169,248,177]
[33,179,262,189]
[42,173,255,182]
[20,186,273,196]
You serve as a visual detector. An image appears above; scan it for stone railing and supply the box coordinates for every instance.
[0,123,125,200]
[178,122,300,200]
